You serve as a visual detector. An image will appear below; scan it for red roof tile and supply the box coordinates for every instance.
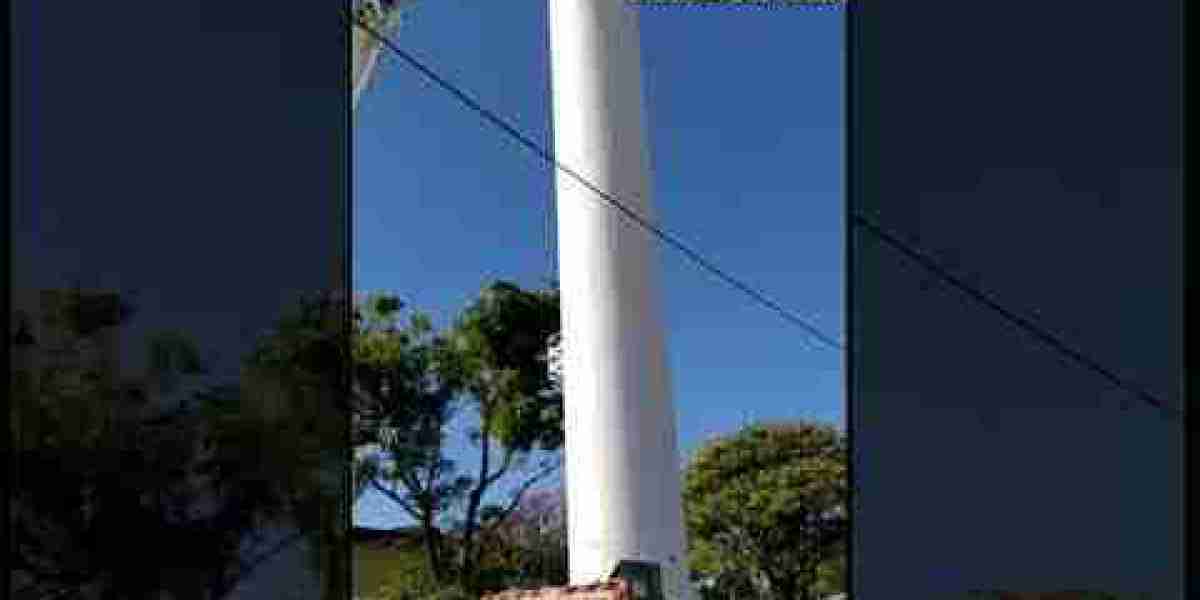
[481,579,631,600]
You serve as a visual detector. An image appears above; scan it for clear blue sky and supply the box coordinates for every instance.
[354,1,843,529]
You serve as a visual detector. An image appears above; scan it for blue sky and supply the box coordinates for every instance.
[353,1,843,529]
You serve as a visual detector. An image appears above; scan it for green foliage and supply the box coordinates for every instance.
[684,421,848,600]
[237,291,354,598]
[357,543,446,600]
[440,282,562,452]
[147,329,207,397]
[147,330,205,375]
[351,290,464,531]
[370,552,471,600]
[10,291,337,599]
[10,280,580,598]
[357,489,567,600]
[40,285,132,337]
[353,281,564,596]
[248,293,345,391]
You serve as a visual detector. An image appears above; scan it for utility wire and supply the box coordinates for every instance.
[852,211,1180,421]
[353,15,1181,421]
[352,16,844,351]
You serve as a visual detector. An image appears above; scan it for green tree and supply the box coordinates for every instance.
[683,421,848,600]
[9,288,326,599]
[438,281,563,595]
[353,281,563,596]
[237,291,353,599]
[351,290,464,587]
[355,487,566,600]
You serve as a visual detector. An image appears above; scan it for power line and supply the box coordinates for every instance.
[353,15,1181,422]
[352,16,844,351]
[852,211,1180,421]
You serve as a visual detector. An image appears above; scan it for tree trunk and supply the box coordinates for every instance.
[459,410,491,594]
[422,511,444,583]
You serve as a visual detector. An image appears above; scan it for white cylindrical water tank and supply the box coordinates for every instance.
[547,1,689,597]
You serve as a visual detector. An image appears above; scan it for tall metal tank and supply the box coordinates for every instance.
[547,2,690,597]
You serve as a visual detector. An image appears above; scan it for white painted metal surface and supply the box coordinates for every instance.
[351,0,417,111]
[353,42,384,109]
[547,1,690,596]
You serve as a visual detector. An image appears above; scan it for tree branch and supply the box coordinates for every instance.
[484,447,516,487]
[460,418,492,578]
[369,477,420,521]
[482,459,560,538]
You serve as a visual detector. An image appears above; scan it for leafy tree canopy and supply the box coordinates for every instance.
[352,281,563,596]
[684,421,848,600]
